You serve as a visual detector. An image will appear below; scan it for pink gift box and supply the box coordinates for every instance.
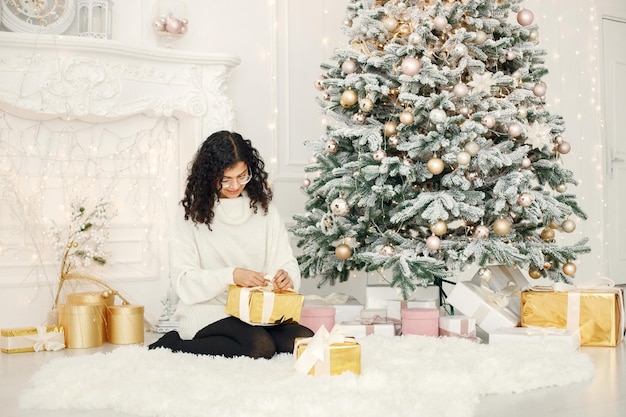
[299,306,336,332]
[401,308,439,336]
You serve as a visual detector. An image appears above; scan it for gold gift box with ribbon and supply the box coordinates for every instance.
[294,326,361,376]
[1,325,65,353]
[225,284,304,325]
[521,278,624,347]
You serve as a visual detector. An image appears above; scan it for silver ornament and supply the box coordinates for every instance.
[330,198,350,216]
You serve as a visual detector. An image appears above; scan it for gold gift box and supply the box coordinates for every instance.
[106,305,145,345]
[1,326,65,353]
[295,338,361,376]
[225,285,303,324]
[521,287,624,347]
[59,303,106,348]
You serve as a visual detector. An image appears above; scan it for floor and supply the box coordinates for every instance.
[1,332,625,417]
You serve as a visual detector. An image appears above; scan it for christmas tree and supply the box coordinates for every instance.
[290,0,590,298]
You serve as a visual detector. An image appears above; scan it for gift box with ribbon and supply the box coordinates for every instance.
[1,325,65,353]
[337,314,397,338]
[294,325,361,376]
[446,281,519,333]
[520,278,624,347]
[303,293,364,324]
[387,299,438,321]
[225,284,304,325]
[439,315,480,342]
[470,265,528,316]
[489,326,581,350]
[365,285,440,311]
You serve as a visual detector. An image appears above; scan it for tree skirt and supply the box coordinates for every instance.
[20,335,594,417]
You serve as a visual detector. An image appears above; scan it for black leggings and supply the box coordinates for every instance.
[149,316,314,359]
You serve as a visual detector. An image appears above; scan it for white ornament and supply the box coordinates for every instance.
[429,109,447,124]
[467,72,496,94]
[524,121,553,150]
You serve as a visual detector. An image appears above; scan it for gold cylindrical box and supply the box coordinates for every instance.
[67,291,116,306]
[59,304,106,348]
[106,305,145,345]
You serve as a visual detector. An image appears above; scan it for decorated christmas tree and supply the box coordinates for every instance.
[290,0,590,298]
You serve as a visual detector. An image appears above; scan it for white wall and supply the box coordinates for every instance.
[0,0,622,328]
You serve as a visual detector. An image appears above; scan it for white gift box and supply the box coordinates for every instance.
[303,294,364,324]
[365,285,440,310]
[337,321,396,338]
[439,315,476,337]
[446,281,519,333]
[470,265,528,316]
[489,327,581,350]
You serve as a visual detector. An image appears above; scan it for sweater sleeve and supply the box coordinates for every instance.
[265,205,302,291]
[169,214,235,305]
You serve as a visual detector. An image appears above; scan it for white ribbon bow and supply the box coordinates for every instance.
[26,326,65,352]
[294,325,347,375]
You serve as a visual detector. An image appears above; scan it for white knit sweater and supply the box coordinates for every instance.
[170,194,301,339]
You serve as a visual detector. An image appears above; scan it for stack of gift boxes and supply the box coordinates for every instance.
[1,290,145,354]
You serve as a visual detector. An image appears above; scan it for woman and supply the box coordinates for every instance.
[149,131,313,358]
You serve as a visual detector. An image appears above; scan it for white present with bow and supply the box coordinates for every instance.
[446,281,519,333]
[294,325,361,376]
[470,265,529,316]
[303,293,364,324]
[489,326,581,350]
[1,325,65,354]
[365,285,440,311]
[337,314,398,338]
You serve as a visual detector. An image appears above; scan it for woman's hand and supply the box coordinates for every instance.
[233,268,270,287]
[272,269,293,290]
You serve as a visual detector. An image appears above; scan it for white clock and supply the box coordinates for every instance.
[1,0,76,34]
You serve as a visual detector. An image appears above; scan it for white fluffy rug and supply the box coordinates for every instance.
[20,335,594,417]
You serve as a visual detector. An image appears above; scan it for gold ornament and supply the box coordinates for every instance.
[540,227,555,241]
[340,89,358,108]
[399,110,415,125]
[562,261,577,277]
[427,157,445,175]
[430,220,448,236]
[528,267,542,279]
[359,98,374,112]
[383,121,398,137]
[548,221,560,229]
[492,218,511,236]
[335,243,352,260]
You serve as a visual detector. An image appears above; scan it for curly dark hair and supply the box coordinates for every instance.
[181,131,272,229]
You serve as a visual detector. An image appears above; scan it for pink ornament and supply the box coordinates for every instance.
[302,178,311,188]
[508,122,522,138]
[517,9,535,27]
[165,16,183,34]
[482,114,496,128]
[557,140,571,154]
[505,51,516,61]
[342,60,357,74]
[314,77,325,91]
[517,192,534,207]
[426,235,441,251]
[533,82,547,97]
[453,82,468,98]
[401,57,421,76]
[474,225,489,239]
[433,15,448,31]
[521,157,532,168]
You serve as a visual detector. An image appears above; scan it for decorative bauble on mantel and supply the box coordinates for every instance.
[152,0,189,48]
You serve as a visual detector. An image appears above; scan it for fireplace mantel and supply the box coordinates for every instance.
[0,32,241,138]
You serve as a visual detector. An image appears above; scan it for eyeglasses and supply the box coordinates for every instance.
[220,171,252,188]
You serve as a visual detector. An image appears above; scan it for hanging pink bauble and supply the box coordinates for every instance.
[401,57,421,76]
[557,141,571,154]
[453,82,468,98]
[474,225,489,239]
[352,112,367,124]
[433,15,448,31]
[331,198,350,216]
[459,106,470,116]
[533,82,547,97]
[314,77,325,91]
[521,157,532,168]
[342,60,357,74]
[481,114,496,128]
[505,50,516,61]
[380,244,396,257]
[373,149,387,162]
[325,139,339,153]
[517,192,534,207]
[425,235,441,251]
[301,178,311,188]
[517,9,535,27]
[507,122,522,138]
[165,17,183,34]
